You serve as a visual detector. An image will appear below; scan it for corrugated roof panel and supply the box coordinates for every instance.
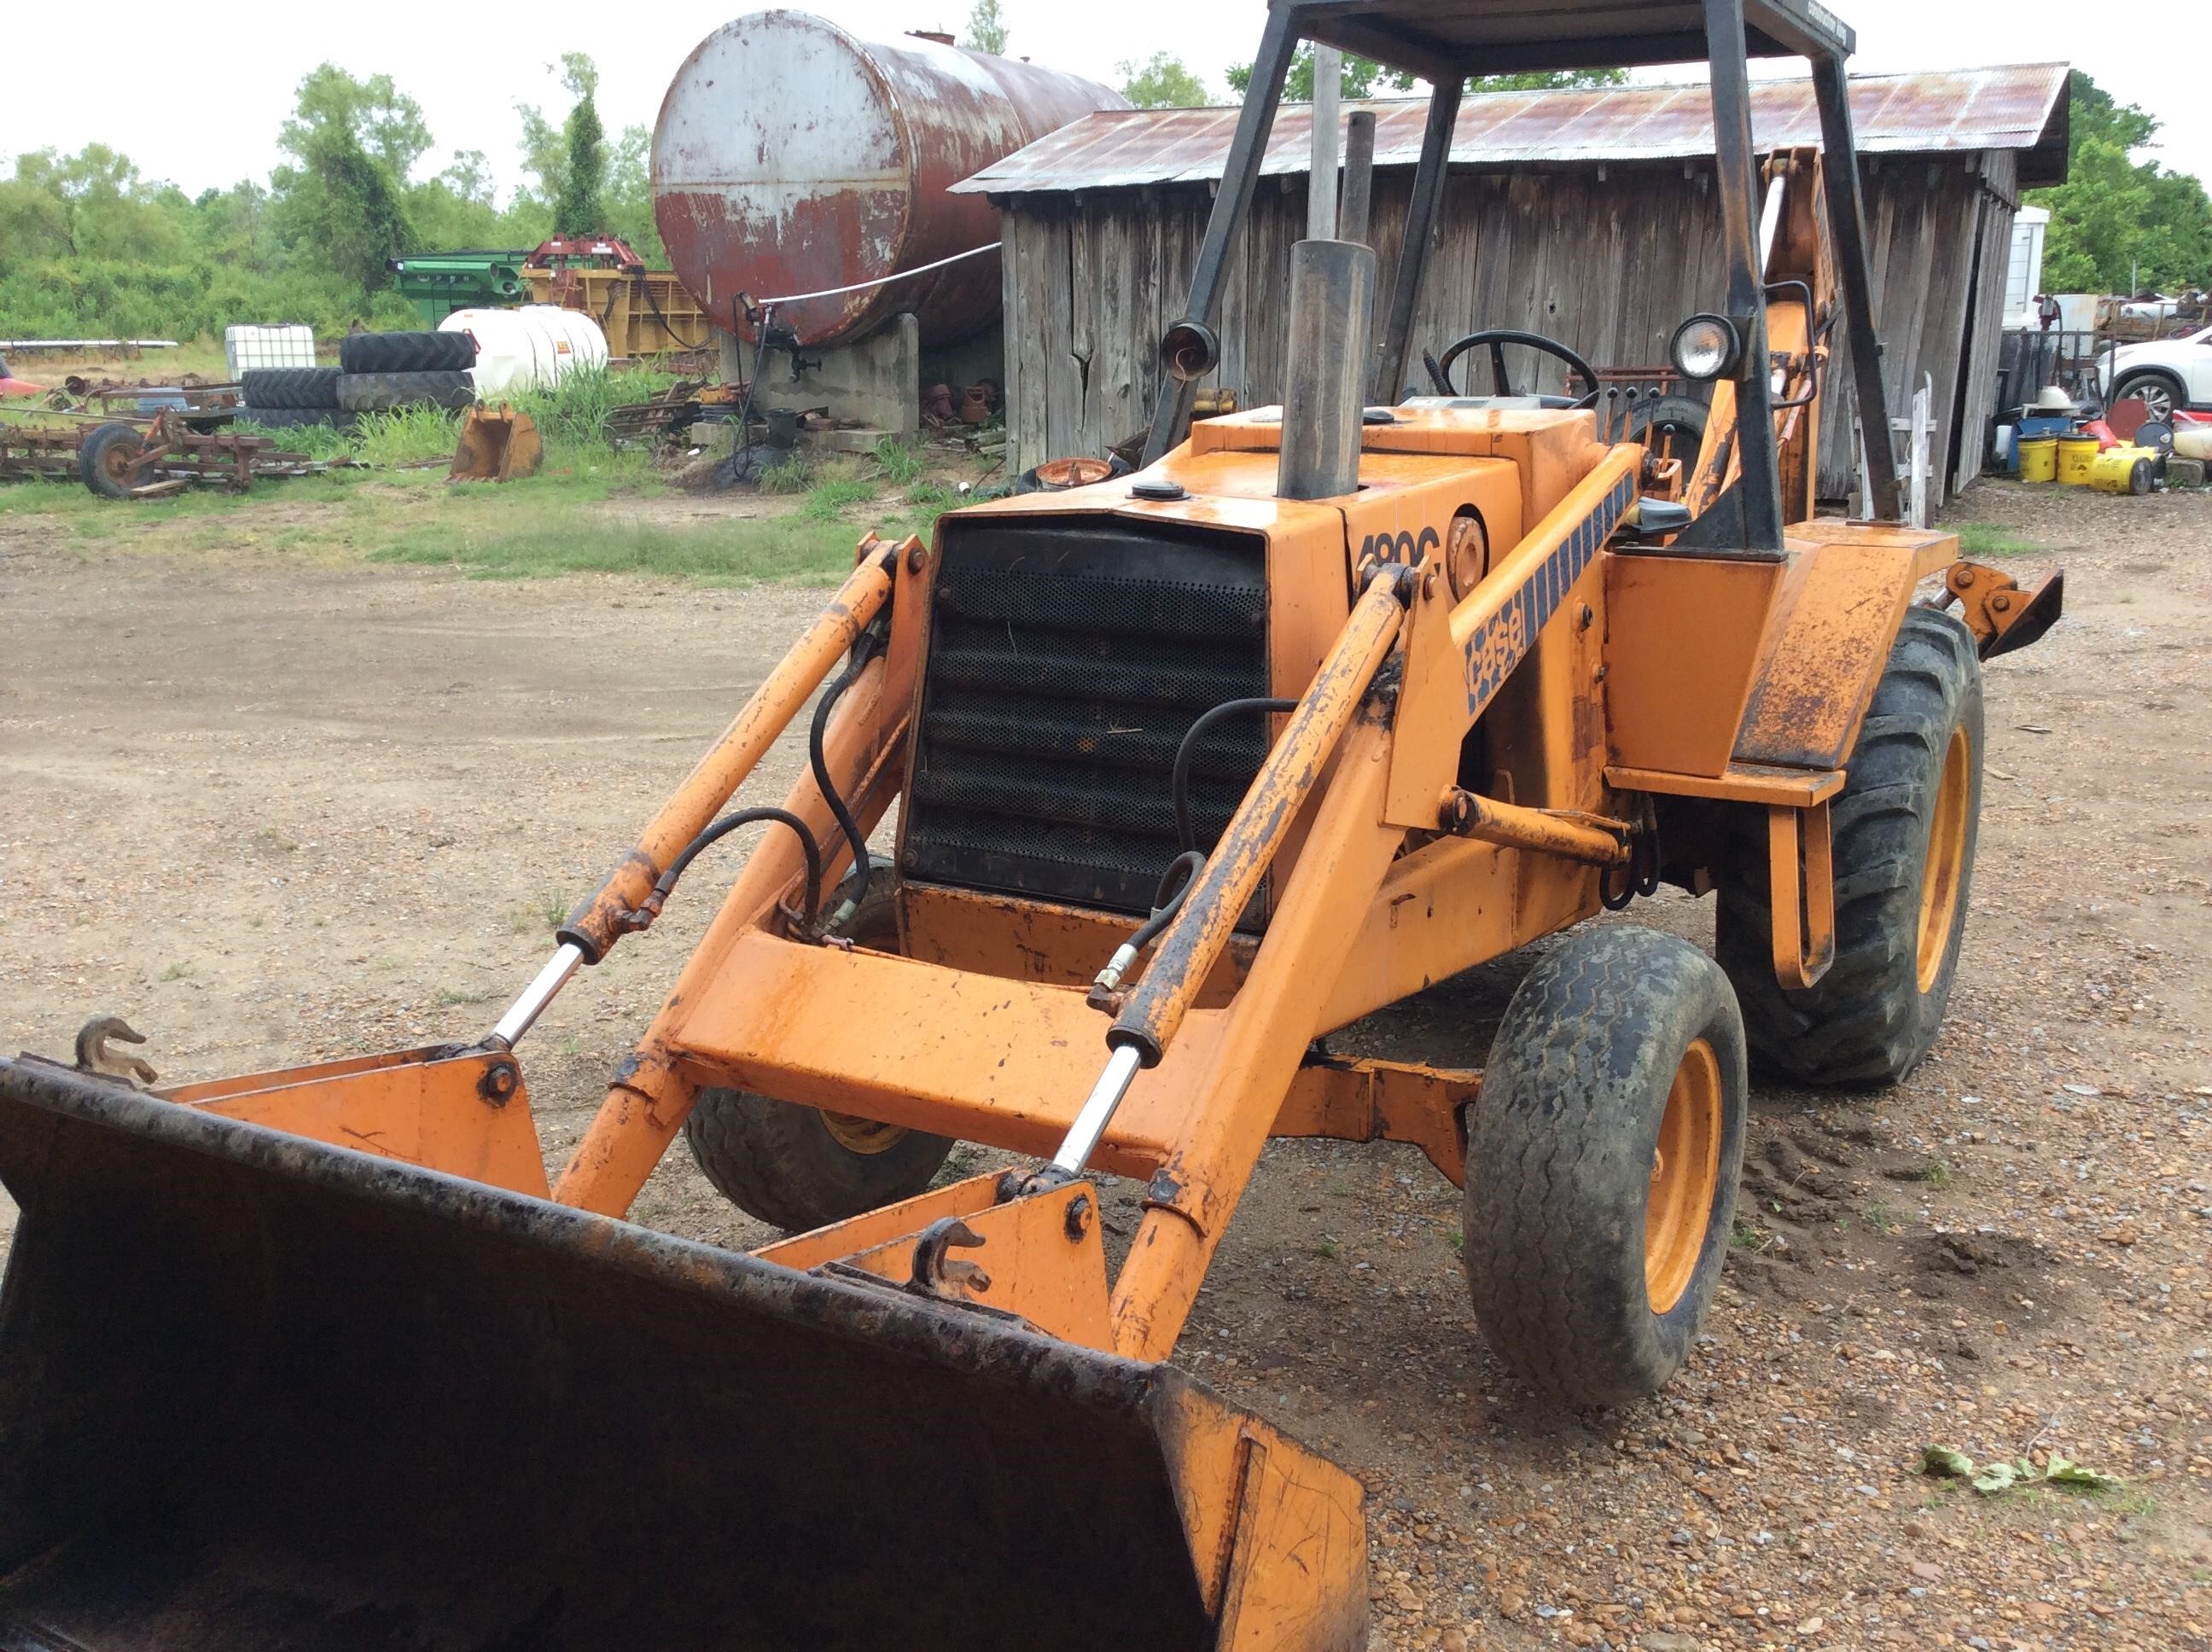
[952,63,2071,195]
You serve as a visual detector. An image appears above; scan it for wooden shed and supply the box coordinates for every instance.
[954,66,2070,503]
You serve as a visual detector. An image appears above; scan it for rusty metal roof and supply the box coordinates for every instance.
[952,63,2072,197]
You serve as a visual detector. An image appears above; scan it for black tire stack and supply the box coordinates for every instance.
[237,332,477,428]
[337,332,476,413]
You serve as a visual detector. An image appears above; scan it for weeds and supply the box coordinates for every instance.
[1731,1218,1767,1250]
[870,436,923,485]
[758,454,812,494]
[1313,1236,1340,1260]
[509,893,568,934]
[802,475,876,521]
[371,508,860,583]
[352,405,458,467]
[434,986,491,1007]
[158,961,195,981]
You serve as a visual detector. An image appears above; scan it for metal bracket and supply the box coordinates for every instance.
[1766,801,1836,990]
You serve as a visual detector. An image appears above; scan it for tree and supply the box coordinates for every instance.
[2029,73,2212,294]
[1120,53,1211,109]
[1228,47,1625,101]
[962,0,1009,55]
[279,65,433,183]
[553,55,608,234]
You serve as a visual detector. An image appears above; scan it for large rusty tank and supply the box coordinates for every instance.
[654,10,1122,349]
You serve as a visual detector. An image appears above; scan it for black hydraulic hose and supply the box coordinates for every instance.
[1173,698,1297,854]
[810,634,884,910]
[1132,850,1208,953]
[648,807,823,930]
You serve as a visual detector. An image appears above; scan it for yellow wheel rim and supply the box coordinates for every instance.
[1645,1038,1723,1316]
[820,1111,910,1156]
[1916,725,1972,995]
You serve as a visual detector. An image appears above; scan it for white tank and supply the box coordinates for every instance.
[439,305,609,398]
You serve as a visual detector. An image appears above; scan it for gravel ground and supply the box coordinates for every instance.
[2,481,2208,1650]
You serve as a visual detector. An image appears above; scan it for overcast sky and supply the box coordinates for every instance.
[3,2,2197,201]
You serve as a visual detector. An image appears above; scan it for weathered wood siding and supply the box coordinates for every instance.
[998,154,2015,504]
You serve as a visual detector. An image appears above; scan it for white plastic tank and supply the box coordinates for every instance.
[439,305,609,398]
[224,324,317,378]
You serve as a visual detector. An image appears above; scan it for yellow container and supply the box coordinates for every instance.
[2090,445,2157,496]
[2058,435,2101,486]
[2017,437,2058,482]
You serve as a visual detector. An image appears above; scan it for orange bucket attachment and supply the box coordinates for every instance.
[0,1056,1368,1651]
[449,401,544,482]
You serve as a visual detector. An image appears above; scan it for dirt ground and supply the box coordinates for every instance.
[2,480,2209,1651]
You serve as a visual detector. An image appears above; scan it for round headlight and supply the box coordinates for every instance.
[1671,314,1743,382]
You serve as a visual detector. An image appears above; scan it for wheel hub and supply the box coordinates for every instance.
[1915,724,1972,994]
[1644,1038,1722,1315]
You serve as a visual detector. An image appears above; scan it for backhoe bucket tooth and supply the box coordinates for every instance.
[0,1058,1367,1652]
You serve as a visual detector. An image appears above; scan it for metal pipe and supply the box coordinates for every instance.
[1308,48,1342,241]
[1813,49,1901,521]
[1340,110,1377,247]
[1051,1044,1144,1175]
[1371,77,1463,404]
[1278,239,1377,501]
[1704,0,1785,550]
[1141,5,1299,464]
[751,242,1004,309]
[1440,790,1631,866]
[1111,573,1407,1066]
[491,943,585,1049]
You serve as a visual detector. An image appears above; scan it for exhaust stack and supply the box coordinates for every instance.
[1277,238,1377,501]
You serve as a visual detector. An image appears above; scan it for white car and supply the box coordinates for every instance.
[2099,324,2212,422]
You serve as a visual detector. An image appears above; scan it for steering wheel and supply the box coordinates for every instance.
[1425,329,1604,410]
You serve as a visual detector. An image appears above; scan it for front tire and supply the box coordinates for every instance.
[1717,608,1983,1085]
[1463,927,1749,1408]
[683,874,954,1232]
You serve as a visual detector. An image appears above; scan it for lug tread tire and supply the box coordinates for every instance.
[1463,926,1748,1409]
[1716,607,1983,1086]
[2112,369,2185,422]
[335,369,476,413]
[240,366,343,410]
[339,330,476,374]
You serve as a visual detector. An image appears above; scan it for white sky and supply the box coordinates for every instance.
[3,2,2197,201]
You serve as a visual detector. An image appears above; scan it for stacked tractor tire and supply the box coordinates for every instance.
[240,332,478,428]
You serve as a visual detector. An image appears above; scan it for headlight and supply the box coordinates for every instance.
[1671,314,1743,382]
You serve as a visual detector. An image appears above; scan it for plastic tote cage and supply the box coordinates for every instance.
[224,326,317,380]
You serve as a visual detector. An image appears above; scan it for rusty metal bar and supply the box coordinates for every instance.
[1813,49,1901,521]
[1705,0,1785,551]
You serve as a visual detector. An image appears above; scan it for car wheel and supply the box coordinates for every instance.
[2113,370,2183,425]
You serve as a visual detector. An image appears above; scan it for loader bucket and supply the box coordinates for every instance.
[448,402,544,482]
[0,1057,1367,1652]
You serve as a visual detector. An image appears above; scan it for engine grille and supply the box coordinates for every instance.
[902,515,1272,922]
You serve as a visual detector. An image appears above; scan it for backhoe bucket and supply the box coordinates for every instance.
[448,402,543,482]
[0,1058,1367,1652]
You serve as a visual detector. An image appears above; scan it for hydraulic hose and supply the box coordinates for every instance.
[640,807,824,931]
[1172,698,1297,853]
[810,632,885,915]
[1090,850,1207,1004]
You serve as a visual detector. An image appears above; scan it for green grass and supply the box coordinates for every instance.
[1955,522,2042,557]
[370,507,869,584]
[801,476,876,521]
[870,436,924,486]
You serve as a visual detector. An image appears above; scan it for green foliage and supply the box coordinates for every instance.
[1120,53,1213,109]
[961,0,1009,55]
[1226,49,1626,101]
[870,436,923,485]
[801,475,876,521]
[2030,74,2212,294]
[553,55,608,235]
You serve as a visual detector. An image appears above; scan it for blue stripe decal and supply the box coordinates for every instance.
[1463,474,1634,716]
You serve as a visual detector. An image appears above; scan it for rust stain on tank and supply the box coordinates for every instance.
[652,9,1123,348]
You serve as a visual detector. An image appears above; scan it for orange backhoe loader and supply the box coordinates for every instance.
[0,3,2063,1647]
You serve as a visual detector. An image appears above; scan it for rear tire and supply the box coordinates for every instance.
[78,422,144,499]
[1626,394,1708,463]
[240,366,342,410]
[1463,926,1748,1408]
[1716,607,1983,1085]
[684,876,955,1232]
[336,370,476,414]
[340,330,476,374]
